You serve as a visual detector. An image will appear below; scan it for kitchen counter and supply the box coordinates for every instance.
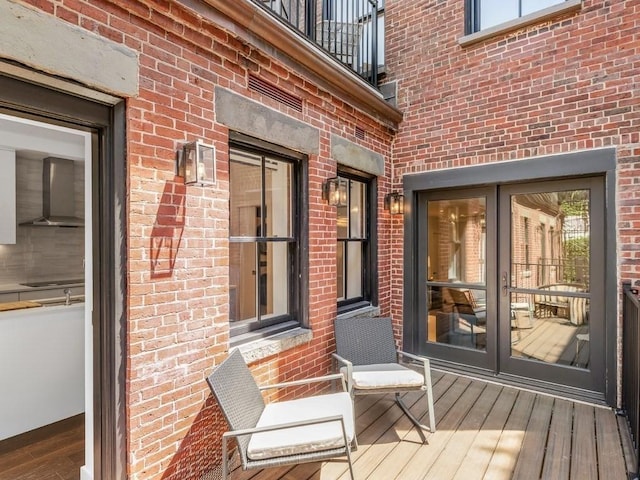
[0,303,85,440]
[0,279,84,294]
[0,280,85,307]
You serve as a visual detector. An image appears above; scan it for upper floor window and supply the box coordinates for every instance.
[467,0,569,33]
[336,171,376,312]
[229,143,302,342]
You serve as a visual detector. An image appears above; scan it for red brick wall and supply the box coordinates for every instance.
[384,0,640,280]
[19,0,394,478]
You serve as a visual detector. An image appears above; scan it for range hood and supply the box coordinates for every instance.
[21,157,84,227]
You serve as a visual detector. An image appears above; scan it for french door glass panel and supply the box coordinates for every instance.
[426,197,487,352]
[508,189,590,368]
[499,178,604,393]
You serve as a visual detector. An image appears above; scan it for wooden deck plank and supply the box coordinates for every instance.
[483,390,536,480]
[393,377,485,480]
[511,394,554,479]
[358,375,455,480]
[424,383,503,479]
[236,371,634,480]
[595,407,627,480]
[617,412,638,476]
[570,403,598,480]
[452,387,519,479]
[541,398,573,480]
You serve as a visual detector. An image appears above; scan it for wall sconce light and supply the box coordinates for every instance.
[384,192,404,215]
[322,177,348,207]
[178,140,216,186]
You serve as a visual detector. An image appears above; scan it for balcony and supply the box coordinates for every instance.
[239,369,636,479]
[252,0,381,86]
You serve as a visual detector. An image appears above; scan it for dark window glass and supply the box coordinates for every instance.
[229,146,298,338]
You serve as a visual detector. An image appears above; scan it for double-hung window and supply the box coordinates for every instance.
[466,0,570,33]
[336,171,375,312]
[229,142,301,341]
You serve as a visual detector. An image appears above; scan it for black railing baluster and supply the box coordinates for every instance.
[251,0,379,87]
[622,280,640,477]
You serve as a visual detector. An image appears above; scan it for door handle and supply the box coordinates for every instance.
[502,271,508,297]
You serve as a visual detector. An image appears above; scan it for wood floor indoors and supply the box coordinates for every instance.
[0,414,84,480]
[229,371,636,480]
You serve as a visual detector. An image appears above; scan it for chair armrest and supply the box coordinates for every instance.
[259,373,347,392]
[222,414,349,439]
[332,353,354,394]
[398,350,430,367]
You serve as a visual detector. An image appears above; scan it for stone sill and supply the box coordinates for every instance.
[237,327,313,364]
[458,0,582,47]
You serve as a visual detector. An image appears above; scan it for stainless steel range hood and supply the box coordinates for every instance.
[20,157,84,227]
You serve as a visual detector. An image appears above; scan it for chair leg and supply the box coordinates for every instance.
[222,437,229,480]
[345,442,355,480]
[424,365,436,434]
[395,393,429,443]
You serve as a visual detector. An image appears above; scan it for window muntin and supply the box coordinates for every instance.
[229,146,297,336]
[337,174,370,306]
[470,0,568,32]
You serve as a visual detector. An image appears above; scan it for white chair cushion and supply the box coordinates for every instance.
[247,392,354,461]
[341,363,425,389]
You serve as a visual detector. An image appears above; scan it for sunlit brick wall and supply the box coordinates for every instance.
[18,0,394,478]
[383,0,640,295]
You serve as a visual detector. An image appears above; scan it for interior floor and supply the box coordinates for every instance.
[0,414,84,480]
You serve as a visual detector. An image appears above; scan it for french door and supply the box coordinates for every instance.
[418,177,605,394]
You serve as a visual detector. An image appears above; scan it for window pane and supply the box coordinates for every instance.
[346,241,363,299]
[480,0,518,30]
[229,242,257,322]
[427,198,486,284]
[261,242,289,318]
[349,181,366,238]
[337,203,348,238]
[265,158,292,237]
[522,0,565,16]
[230,151,262,237]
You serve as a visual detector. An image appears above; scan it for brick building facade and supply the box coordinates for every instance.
[0,0,638,479]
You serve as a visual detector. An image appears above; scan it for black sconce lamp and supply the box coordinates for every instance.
[384,192,404,215]
[177,140,216,186]
[322,177,348,207]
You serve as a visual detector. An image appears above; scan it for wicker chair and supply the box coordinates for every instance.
[333,316,436,443]
[206,349,356,480]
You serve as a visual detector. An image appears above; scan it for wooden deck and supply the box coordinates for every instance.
[236,370,636,480]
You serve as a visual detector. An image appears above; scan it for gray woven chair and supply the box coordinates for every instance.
[333,317,436,442]
[206,349,356,480]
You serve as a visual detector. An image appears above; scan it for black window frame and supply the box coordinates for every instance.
[228,135,307,344]
[336,167,378,313]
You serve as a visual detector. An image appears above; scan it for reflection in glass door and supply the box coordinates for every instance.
[418,178,605,395]
[423,188,496,371]
[499,179,604,393]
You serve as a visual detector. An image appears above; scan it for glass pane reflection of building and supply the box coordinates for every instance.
[509,190,591,369]
[426,197,487,351]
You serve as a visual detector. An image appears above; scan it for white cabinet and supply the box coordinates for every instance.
[0,305,84,440]
[0,148,16,244]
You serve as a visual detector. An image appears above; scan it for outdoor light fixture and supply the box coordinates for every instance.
[178,140,216,186]
[322,177,348,207]
[384,192,404,215]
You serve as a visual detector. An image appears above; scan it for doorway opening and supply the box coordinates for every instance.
[0,74,126,480]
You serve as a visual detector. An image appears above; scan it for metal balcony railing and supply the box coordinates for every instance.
[253,0,380,86]
[622,281,640,479]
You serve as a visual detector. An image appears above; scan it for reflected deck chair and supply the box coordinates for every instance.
[207,349,356,480]
[333,317,436,443]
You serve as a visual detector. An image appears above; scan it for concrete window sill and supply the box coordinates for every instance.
[459,0,582,47]
[236,327,313,363]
